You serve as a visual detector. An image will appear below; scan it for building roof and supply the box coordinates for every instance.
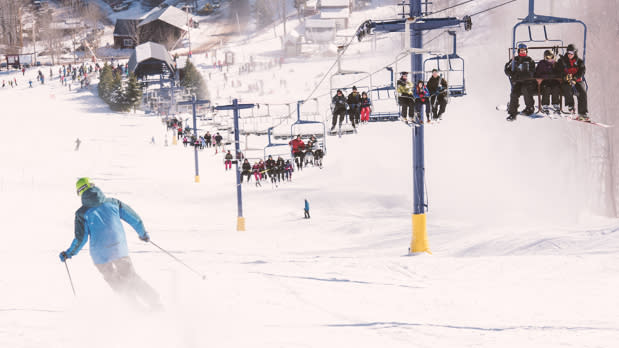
[128,41,175,76]
[113,19,140,37]
[320,7,350,19]
[138,5,188,31]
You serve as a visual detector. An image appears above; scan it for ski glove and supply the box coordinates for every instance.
[139,233,151,243]
[59,251,70,262]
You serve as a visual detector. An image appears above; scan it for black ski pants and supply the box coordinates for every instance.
[399,95,415,119]
[561,81,588,114]
[430,94,447,118]
[540,80,561,106]
[331,109,346,128]
[349,104,360,125]
[508,81,536,115]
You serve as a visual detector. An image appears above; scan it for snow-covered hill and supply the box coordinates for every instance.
[1,1,618,347]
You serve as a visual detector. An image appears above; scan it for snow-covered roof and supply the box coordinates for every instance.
[320,7,350,19]
[320,0,349,7]
[128,41,175,75]
[138,5,188,31]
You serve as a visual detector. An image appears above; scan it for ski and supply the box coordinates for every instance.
[496,105,612,128]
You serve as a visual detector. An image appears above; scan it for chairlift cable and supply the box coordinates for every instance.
[424,0,475,18]
[469,0,517,17]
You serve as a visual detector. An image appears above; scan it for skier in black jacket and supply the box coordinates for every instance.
[426,69,448,120]
[241,159,251,183]
[330,89,348,131]
[504,43,537,121]
[558,44,588,119]
[265,155,277,183]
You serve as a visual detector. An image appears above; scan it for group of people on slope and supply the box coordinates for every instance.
[504,43,588,121]
[330,86,373,131]
[397,69,449,124]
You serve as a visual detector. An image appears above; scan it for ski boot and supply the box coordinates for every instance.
[541,105,551,115]
[577,113,590,122]
[522,106,535,116]
[506,113,517,122]
[552,104,561,116]
[567,105,575,114]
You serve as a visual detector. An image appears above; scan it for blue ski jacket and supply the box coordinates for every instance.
[64,187,147,264]
[304,199,310,211]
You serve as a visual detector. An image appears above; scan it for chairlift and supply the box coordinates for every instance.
[507,0,588,113]
[369,48,437,122]
[423,31,466,98]
[329,47,372,134]
[510,0,586,63]
[290,100,327,155]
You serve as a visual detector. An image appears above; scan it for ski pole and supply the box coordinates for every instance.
[150,241,206,280]
[64,261,76,296]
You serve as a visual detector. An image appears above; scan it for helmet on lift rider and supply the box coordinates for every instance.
[543,50,555,60]
[566,44,577,56]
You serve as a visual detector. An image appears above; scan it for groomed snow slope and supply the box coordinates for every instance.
[1,1,619,347]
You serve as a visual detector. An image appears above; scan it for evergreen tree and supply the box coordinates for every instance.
[97,64,114,101]
[125,73,143,113]
[109,71,129,112]
[181,60,208,99]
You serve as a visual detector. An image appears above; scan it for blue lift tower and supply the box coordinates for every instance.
[356,0,472,254]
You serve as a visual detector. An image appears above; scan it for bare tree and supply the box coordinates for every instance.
[0,0,28,50]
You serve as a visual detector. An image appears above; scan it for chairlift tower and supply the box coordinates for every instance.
[356,0,472,254]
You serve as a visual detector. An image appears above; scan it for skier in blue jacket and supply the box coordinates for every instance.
[59,178,160,309]
[304,199,310,219]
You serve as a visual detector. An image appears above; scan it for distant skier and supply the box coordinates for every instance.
[397,72,414,122]
[330,89,348,132]
[304,199,310,219]
[558,44,588,120]
[426,69,448,120]
[59,178,161,309]
[74,138,81,151]
[504,43,536,121]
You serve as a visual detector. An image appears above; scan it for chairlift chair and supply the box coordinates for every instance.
[329,50,373,134]
[507,0,588,113]
[422,31,466,98]
[290,100,327,155]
